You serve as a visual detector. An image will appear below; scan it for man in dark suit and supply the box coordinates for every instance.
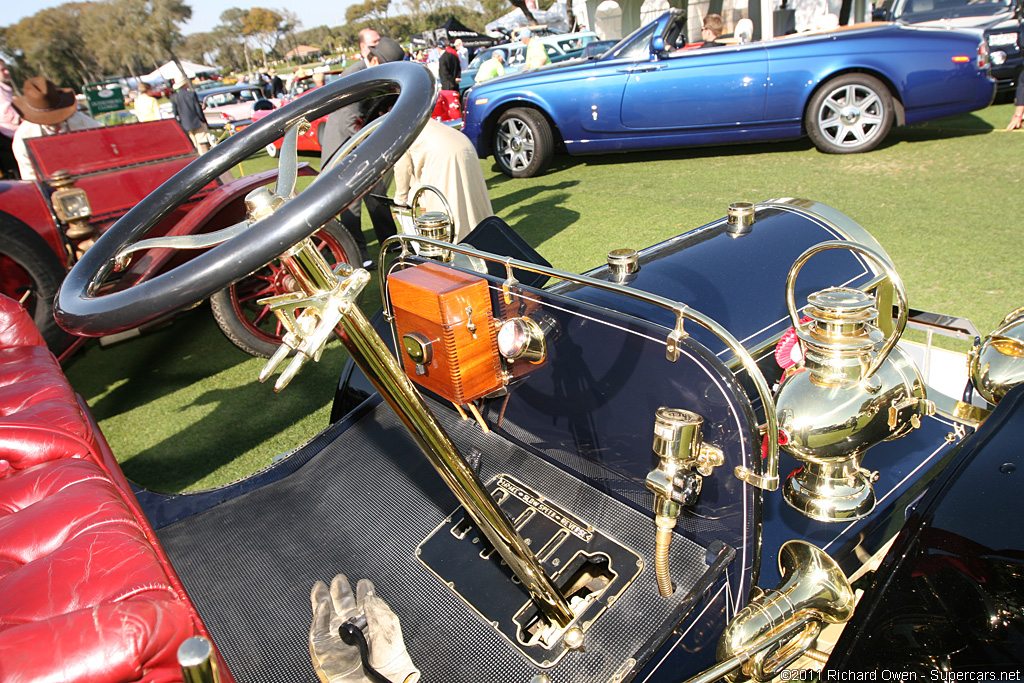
[437,39,461,93]
[320,29,405,268]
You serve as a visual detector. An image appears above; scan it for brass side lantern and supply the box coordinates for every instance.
[49,170,95,241]
[774,242,933,522]
[969,307,1024,405]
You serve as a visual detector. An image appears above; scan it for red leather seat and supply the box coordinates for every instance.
[0,296,230,682]
[0,299,101,475]
[0,459,197,682]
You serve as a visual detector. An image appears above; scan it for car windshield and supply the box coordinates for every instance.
[468,49,493,70]
[291,74,341,96]
[552,35,597,53]
[469,46,524,70]
[203,90,256,107]
[893,0,1013,19]
[604,20,661,61]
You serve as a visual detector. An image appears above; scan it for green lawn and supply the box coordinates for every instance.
[64,101,1024,493]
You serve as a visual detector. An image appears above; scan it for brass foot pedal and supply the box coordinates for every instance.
[417,475,643,668]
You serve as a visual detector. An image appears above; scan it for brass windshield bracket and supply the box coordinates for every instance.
[502,258,519,305]
[666,309,688,362]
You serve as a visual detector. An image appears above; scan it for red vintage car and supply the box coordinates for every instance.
[0,119,359,358]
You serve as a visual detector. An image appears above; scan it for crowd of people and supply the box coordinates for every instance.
[319,28,495,268]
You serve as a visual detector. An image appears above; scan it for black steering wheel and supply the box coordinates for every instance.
[55,63,435,337]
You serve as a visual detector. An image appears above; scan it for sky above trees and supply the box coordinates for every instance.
[1,0,536,88]
[10,0,358,36]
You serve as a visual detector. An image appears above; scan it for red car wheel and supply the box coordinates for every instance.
[209,220,359,357]
[0,214,71,352]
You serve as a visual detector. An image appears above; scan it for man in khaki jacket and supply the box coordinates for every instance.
[393,118,493,243]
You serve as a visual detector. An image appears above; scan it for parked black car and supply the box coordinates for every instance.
[876,0,1024,93]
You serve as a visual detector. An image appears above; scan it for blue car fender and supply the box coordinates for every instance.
[465,86,562,157]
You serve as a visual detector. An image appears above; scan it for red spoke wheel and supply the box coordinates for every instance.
[0,214,71,352]
[209,219,359,357]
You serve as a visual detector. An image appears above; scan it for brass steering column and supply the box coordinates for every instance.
[259,240,576,631]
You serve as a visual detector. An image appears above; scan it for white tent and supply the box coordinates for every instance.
[485,2,571,35]
[141,60,220,84]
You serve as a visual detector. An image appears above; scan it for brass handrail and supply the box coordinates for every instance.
[378,235,780,491]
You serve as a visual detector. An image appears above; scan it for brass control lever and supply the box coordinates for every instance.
[646,408,723,597]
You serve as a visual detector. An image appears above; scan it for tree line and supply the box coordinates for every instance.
[0,0,552,91]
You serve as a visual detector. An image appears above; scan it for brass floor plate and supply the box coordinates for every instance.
[417,474,644,668]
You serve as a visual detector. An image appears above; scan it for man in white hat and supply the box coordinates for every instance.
[169,76,210,153]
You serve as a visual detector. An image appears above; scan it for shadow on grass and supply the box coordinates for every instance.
[66,307,251,418]
[65,305,345,493]
[886,112,995,143]
[502,111,997,176]
[119,355,343,493]
[486,178,582,248]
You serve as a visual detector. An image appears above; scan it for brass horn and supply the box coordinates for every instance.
[682,541,855,683]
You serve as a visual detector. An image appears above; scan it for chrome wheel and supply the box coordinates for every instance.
[496,116,535,173]
[492,107,554,178]
[806,74,893,155]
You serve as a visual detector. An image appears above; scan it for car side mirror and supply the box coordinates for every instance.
[871,8,889,20]
[651,36,666,54]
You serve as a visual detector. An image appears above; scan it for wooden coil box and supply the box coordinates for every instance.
[388,262,503,405]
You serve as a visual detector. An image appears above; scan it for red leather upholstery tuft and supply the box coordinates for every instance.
[0,345,100,469]
[0,297,46,349]
[0,343,100,475]
[0,599,194,683]
[0,459,199,682]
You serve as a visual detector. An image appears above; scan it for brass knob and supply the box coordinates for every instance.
[607,248,639,280]
[652,407,703,463]
[726,202,755,236]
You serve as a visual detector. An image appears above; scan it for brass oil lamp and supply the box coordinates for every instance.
[774,242,933,522]
[410,185,455,262]
[969,307,1024,405]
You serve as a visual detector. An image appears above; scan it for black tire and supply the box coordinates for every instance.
[805,74,894,155]
[210,220,359,358]
[493,107,554,178]
[0,213,71,352]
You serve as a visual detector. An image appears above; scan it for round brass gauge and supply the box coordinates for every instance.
[402,332,433,365]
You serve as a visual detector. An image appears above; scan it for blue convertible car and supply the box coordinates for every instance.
[463,10,996,177]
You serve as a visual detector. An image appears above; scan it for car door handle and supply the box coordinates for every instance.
[619,64,667,73]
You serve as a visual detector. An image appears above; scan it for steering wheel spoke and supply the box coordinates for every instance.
[111,218,251,273]
[274,118,308,200]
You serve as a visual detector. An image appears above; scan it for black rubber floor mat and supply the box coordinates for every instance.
[158,402,711,682]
